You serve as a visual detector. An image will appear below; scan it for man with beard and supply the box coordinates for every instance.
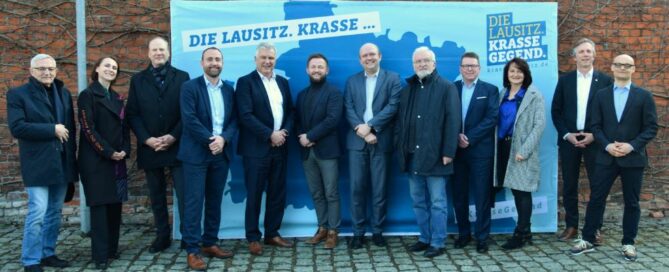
[178,47,237,270]
[126,36,190,252]
[295,53,343,249]
[396,47,460,258]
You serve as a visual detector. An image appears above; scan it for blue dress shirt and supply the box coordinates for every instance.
[613,83,631,122]
[497,88,526,139]
[205,77,225,136]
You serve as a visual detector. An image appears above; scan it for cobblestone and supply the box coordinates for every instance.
[1,217,669,271]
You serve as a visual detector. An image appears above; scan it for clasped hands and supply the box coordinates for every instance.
[209,135,225,155]
[145,134,177,151]
[355,123,377,144]
[606,141,633,157]
[566,132,594,148]
[271,129,289,147]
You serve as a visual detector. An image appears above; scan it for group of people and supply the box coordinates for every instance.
[6,36,657,272]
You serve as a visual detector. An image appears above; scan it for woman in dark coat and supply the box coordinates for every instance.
[78,56,130,269]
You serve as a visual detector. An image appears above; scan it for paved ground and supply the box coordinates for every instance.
[1,217,668,271]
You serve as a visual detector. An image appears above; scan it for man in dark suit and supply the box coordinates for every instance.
[295,53,344,249]
[552,38,613,242]
[126,36,190,253]
[235,42,294,256]
[178,47,237,271]
[344,43,401,249]
[570,54,657,262]
[7,54,77,272]
[451,52,499,253]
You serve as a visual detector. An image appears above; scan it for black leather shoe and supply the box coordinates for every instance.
[95,260,108,270]
[24,264,43,272]
[349,235,365,249]
[372,233,387,247]
[41,255,69,268]
[423,246,444,258]
[476,241,489,253]
[408,241,430,252]
[109,252,120,260]
[149,235,171,253]
[453,235,472,249]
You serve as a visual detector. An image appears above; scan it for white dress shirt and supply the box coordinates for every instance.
[576,68,594,130]
[258,71,284,131]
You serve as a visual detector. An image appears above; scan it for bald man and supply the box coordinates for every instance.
[570,54,657,262]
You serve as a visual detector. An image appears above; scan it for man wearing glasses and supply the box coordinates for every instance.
[396,47,460,258]
[552,38,612,243]
[7,54,78,272]
[451,52,499,253]
[570,54,658,262]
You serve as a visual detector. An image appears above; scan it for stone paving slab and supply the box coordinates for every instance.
[1,217,668,271]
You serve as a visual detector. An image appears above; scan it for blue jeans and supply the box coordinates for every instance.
[22,183,67,266]
[408,174,448,249]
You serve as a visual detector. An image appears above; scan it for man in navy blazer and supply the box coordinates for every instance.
[235,42,294,256]
[344,43,401,248]
[570,54,657,261]
[552,38,613,242]
[451,52,499,253]
[295,53,344,249]
[7,54,77,271]
[178,47,237,271]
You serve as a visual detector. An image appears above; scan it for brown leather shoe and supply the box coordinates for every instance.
[201,245,234,259]
[557,227,578,242]
[187,253,206,271]
[264,236,294,248]
[594,229,604,246]
[249,241,263,256]
[305,227,327,244]
[324,230,338,249]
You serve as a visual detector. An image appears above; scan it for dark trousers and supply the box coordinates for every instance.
[182,159,229,254]
[90,203,122,262]
[145,165,184,238]
[452,155,493,241]
[244,149,287,242]
[512,189,532,232]
[558,142,596,228]
[582,163,643,245]
[348,145,391,236]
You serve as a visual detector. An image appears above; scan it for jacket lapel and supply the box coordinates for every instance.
[28,78,54,113]
[618,85,638,124]
[91,82,121,119]
[197,77,213,123]
[372,70,385,106]
[251,71,272,113]
[464,81,483,124]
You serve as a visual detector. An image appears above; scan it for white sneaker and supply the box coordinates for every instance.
[621,244,637,261]
[570,238,594,255]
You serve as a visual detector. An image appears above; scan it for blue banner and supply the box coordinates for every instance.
[170,0,558,238]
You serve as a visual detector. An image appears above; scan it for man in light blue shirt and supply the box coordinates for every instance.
[178,47,238,270]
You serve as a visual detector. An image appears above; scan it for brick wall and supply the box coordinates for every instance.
[1,1,667,224]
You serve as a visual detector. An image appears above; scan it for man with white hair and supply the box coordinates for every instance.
[395,47,461,258]
[7,54,78,272]
[235,42,294,256]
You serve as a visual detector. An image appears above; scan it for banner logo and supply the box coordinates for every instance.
[181,12,381,51]
[486,12,547,65]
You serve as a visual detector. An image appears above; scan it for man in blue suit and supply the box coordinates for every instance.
[7,54,77,272]
[451,52,499,253]
[295,53,344,249]
[235,42,294,256]
[344,43,401,249]
[570,54,657,262]
[178,47,237,271]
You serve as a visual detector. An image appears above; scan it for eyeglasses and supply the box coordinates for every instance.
[612,63,634,69]
[33,67,57,72]
[460,64,480,70]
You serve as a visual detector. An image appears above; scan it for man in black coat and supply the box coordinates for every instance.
[295,53,344,249]
[126,36,190,252]
[7,54,77,272]
[552,38,613,242]
[570,54,657,262]
[395,47,460,258]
